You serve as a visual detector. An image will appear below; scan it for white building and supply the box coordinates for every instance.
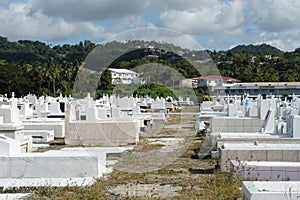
[109,68,140,85]
[196,75,240,87]
[179,78,198,88]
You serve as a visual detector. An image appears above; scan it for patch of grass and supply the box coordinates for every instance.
[182,139,203,158]
[176,106,200,113]
[166,115,181,124]
[141,143,165,152]
[177,173,242,200]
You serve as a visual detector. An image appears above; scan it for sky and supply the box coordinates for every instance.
[0,0,300,52]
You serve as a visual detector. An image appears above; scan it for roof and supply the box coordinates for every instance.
[233,82,300,87]
[195,75,240,82]
[108,68,137,74]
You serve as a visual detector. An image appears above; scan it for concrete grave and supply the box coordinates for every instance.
[0,134,20,156]
[22,130,54,143]
[211,116,264,133]
[232,161,300,181]
[242,181,300,200]
[23,118,65,138]
[220,143,300,172]
[65,102,139,146]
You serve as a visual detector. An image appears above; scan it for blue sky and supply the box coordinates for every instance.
[0,0,300,51]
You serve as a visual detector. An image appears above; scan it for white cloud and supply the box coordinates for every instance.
[158,0,245,35]
[0,1,117,43]
[253,31,300,51]
[149,0,216,12]
[245,0,300,51]
[30,0,147,22]
[249,0,300,32]
[0,0,299,52]
[0,2,78,41]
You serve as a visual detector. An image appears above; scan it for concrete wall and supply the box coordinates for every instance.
[0,154,103,178]
[211,117,263,133]
[23,130,54,143]
[220,144,300,172]
[231,161,300,181]
[242,181,300,200]
[65,120,139,146]
[216,137,300,149]
[0,135,20,156]
[23,122,65,138]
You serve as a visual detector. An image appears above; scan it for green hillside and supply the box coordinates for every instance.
[0,36,299,98]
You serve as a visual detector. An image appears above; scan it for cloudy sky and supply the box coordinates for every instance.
[0,0,300,51]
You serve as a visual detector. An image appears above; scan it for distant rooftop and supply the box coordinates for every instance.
[234,82,300,87]
[223,143,300,150]
[195,75,240,82]
[108,68,137,74]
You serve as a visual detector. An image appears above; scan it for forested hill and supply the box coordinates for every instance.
[228,44,283,56]
[0,35,300,97]
[0,36,95,63]
[0,36,284,65]
[211,46,300,82]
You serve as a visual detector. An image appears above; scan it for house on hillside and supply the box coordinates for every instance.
[108,68,141,85]
[195,75,240,87]
[180,78,199,88]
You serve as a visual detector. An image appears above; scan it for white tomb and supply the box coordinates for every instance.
[0,96,32,152]
[0,134,20,156]
[286,115,300,138]
[23,118,65,138]
[220,143,300,172]
[22,130,54,143]
[242,181,300,200]
[232,161,300,181]
[65,102,140,146]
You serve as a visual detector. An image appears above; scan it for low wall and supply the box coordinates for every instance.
[0,153,104,178]
[242,181,300,200]
[23,121,65,138]
[65,120,139,146]
[215,136,300,149]
[231,160,300,181]
[211,117,263,133]
[23,130,54,143]
[220,143,300,172]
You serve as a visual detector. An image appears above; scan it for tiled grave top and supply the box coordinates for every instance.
[223,143,300,150]
[244,181,300,193]
[233,160,300,167]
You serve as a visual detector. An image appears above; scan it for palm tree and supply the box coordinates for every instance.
[62,63,73,81]
[49,62,61,96]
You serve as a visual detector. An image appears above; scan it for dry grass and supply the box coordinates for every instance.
[175,106,200,113]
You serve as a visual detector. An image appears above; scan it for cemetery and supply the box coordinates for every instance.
[2,89,300,198]
[0,92,197,197]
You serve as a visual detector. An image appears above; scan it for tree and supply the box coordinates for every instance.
[48,62,61,96]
